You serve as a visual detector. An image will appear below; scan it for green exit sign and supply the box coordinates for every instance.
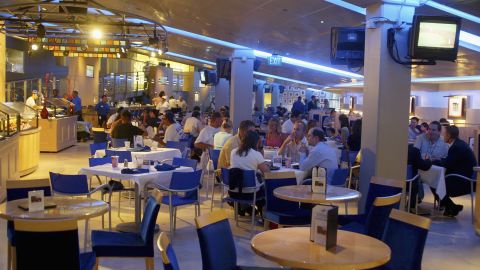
[267,55,282,66]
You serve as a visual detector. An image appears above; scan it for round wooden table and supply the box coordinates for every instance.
[251,227,391,270]
[274,185,361,204]
[0,197,109,221]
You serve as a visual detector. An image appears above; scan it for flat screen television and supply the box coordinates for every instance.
[330,27,365,67]
[200,70,206,84]
[409,15,461,61]
[216,58,231,80]
[200,70,217,85]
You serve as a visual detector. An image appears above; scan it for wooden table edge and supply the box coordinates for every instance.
[273,187,362,204]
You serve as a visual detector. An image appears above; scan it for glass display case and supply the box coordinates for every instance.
[45,98,73,118]
[0,103,20,140]
[2,102,39,131]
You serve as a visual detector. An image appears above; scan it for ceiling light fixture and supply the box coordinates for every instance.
[30,43,39,51]
[91,28,103,39]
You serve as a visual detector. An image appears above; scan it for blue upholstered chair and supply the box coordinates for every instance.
[377,209,431,270]
[49,172,111,245]
[263,171,311,227]
[220,168,264,232]
[157,232,180,270]
[340,149,358,167]
[405,165,420,213]
[89,142,107,156]
[150,170,202,237]
[195,211,290,270]
[207,149,220,171]
[166,141,190,157]
[172,157,198,170]
[6,179,52,270]
[14,219,96,270]
[338,176,405,226]
[92,195,161,270]
[327,168,350,186]
[92,127,108,143]
[340,193,402,240]
[207,148,221,200]
[111,138,127,148]
[105,149,132,162]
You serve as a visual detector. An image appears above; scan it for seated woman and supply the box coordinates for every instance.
[229,130,270,214]
[265,118,286,148]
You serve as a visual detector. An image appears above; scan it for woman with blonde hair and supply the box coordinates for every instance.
[265,117,286,148]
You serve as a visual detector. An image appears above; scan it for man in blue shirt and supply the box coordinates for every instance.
[71,90,83,121]
[95,95,110,127]
[291,96,305,114]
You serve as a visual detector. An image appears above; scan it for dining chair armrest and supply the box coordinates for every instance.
[445,174,476,182]
[350,165,361,170]
[406,174,420,182]
[300,178,312,185]
[160,158,173,164]
[89,183,111,195]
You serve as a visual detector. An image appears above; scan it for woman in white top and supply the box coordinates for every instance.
[230,130,270,195]
[214,120,233,149]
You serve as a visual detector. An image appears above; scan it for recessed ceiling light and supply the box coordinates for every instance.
[320,21,325,24]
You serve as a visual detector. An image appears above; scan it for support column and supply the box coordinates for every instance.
[271,84,280,108]
[255,83,265,114]
[0,29,5,102]
[215,78,230,109]
[359,1,417,210]
[230,49,254,131]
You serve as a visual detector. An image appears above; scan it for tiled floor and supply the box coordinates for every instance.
[1,142,479,270]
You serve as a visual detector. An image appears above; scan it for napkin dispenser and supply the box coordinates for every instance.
[311,167,327,194]
[310,204,338,250]
[134,135,144,148]
[28,190,45,212]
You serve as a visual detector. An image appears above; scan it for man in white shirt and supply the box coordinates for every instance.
[25,90,38,108]
[278,120,308,162]
[300,128,339,176]
[177,96,187,112]
[414,121,449,160]
[168,96,178,109]
[183,110,203,138]
[195,111,223,167]
[214,120,233,149]
[162,112,184,144]
[281,110,301,134]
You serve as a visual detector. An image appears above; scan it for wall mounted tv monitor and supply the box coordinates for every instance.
[330,27,365,67]
[216,58,231,80]
[409,15,461,61]
[200,70,206,83]
[200,70,217,85]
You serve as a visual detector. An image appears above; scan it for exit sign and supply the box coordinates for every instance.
[267,55,282,66]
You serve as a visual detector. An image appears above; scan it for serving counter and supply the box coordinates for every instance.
[18,127,41,176]
[39,116,77,152]
[0,134,20,201]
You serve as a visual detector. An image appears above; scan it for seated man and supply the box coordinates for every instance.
[194,111,222,165]
[281,109,301,134]
[414,121,449,161]
[278,120,308,163]
[111,110,146,144]
[299,128,338,177]
[162,111,184,145]
[407,144,432,211]
[434,125,477,217]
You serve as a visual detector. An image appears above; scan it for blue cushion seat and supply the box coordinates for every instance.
[92,230,152,257]
[161,194,198,207]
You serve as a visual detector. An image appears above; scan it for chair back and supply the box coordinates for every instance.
[49,172,89,195]
[111,138,127,148]
[264,172,300,213]
[364,193,402,240]
[340,150,358,166]
[327,168,350,186]
[157,232,180,270]
[92,128,107,143]
[14,219,81,270]
[208,149,221,170]
[195,211,237,270]
[382,209,431,270]
[364,176,404,214]
[166,141,189,153]
[169,170,202,191]
[88,157,111,167]
[6,179,51,201]
[89,142,107,156]
[172,157,197,170]
[105,150,132,162]
[220,168,257,190]
[139,196,161,257]
[406,164,414,180]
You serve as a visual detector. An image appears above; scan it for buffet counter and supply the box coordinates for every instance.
[18,127,41,176]
[39,116,77,152]
[0,134,20,201]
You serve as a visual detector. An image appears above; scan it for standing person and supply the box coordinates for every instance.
[214,120,233,150]
[95,95,110,127]
[218,120,256,169]
[338,114,350,146]
[347,119,362,151]
[307,96,318,111]
[71,90,83,121]
[408,117,421,142]
[177,96,187,113]
[299,128,339,176]
[292,96,305,114]
[265,118,286,148]
[25,90,39,108]
[434,125,477,217]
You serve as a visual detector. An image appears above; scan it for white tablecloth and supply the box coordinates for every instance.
[79,164,193,191]
[96,147,181,163]
[275,167,308,184]
[419,165,446,199]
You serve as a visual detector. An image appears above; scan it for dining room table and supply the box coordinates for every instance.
[418,165,447,200]
[274,184,361,205]
[251,227,391,269]
[79,163,192,232]
[95,147,182,163]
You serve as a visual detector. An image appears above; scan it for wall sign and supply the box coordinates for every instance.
[447,96,466,119]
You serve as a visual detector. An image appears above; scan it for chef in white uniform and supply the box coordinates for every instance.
[25,90,38,108]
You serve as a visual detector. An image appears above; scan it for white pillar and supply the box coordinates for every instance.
[230,49,254,131]
[271,84,280,108]
[215,78,230,109]
[359,1,417,210]
[255,83,265,114]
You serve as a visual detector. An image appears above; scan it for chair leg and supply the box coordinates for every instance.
[93,258,99,270]
[210,185,215,212]
[234,202,239,226]
[145,257,154,270]
[84,219,89,252]
[344,202,349,215]
[117,191,122,218]
[11,245,16,270]
[197,202,201,216]
[251,202,256,233]
[7,241,11,270]
[471,193,475,224]
[173,207,178,231]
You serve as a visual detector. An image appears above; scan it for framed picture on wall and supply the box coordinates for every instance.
[86,65,94,78]
[447,96,466,119]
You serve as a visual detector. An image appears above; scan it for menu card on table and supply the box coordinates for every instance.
[28,190,45,212]
[310,204,338,250]
[311,167,327,194]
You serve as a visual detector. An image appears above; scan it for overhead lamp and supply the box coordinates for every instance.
[31,43,39,51]
[37,23,46,38]
[150,51,156,57]
[157,48,163,55]
[91,28,103,39]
